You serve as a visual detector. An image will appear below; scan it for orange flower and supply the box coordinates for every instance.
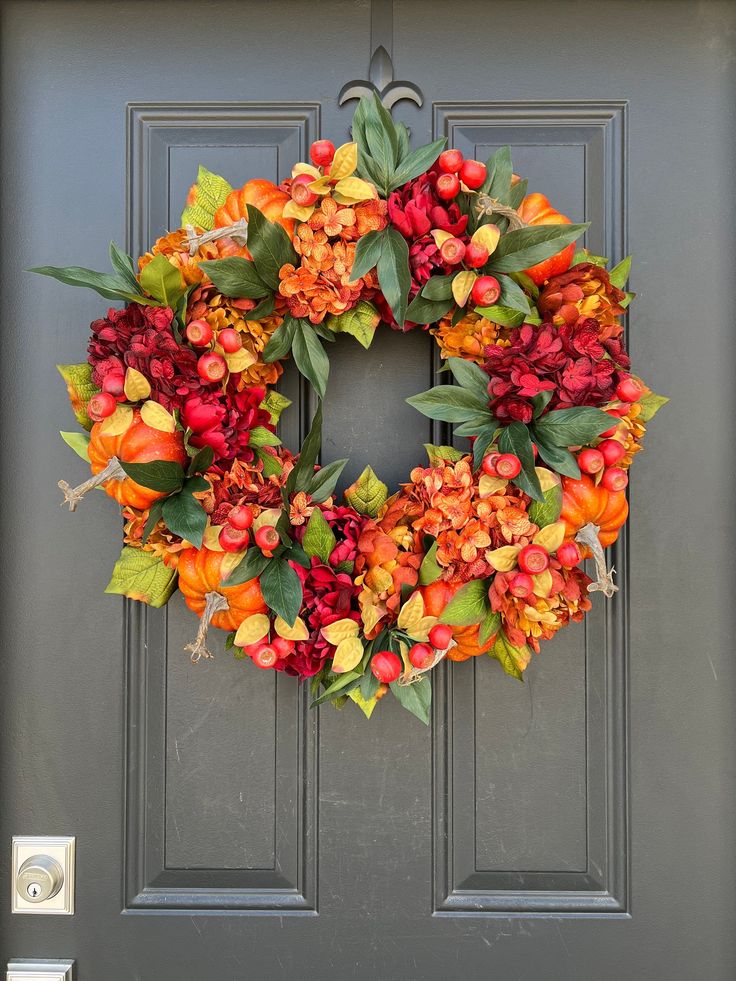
[139,228,248,287]
[122,505,190,568]
[431,311,510,364]
[308,197,356,238]
[538,263,627,341]
[289,491,315,526]
[348,198,389,239]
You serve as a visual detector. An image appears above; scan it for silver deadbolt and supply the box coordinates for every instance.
[16,854,64,904]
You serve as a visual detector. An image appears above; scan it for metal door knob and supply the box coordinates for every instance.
[16,854,64,904]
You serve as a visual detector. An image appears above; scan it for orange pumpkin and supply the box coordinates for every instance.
[214,178,294,243]
[88,409,188,510]
[560,474,629,548]
[517,192,575,286]
[420,580,496,663]
[177,547,267,631]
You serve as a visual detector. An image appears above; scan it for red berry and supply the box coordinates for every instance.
[197,352,227,383]
[429,623,454,649]
[609,404,631,418]
[459,159,487,189]
[87,391,118,421]
[517,543,550,575]
[481,453,500,476]
[228,505,253,531]
[272,636,295,659]
[615,376,643,403]
[464,242,489,268]
[255,524,280,552]
[218,328,242,353]
[409,643,434,670]
[309,139,335,167]
[438,148,464,173]
[436,172,460,200]
[219,526,250,552]
[471,275,501,307]
[440,237,466,265]
[370,650,402,684]
[509,572,534,599]
[101,371,126,397]
[291,173,319,207]
[598,439,626,466]
[186,318,213,347]
[253,644,278,669]
[600,467,629,492]
[494,453,522,479]
[556,541,582,568]
[578,448,605,475]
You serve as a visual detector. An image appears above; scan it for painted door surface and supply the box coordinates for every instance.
[1,1,734,978]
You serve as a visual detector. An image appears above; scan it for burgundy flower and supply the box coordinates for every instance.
[181,384,272,464]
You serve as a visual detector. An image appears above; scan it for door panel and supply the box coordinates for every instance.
[1,1,735,979]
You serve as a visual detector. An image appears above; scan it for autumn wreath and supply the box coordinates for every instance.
[38,95,665,724]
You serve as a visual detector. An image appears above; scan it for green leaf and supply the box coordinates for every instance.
[532,434,581,479]
[260,558,303,627]
[57,362,98,430]
[249,426,280,448]
[532,406,613,446]
[344,465,388,517]
[418,540,443,586]
[287,401,323,495]
[389,676,431,725]
[180,165,232,231]
[248,294,276,319]
[407,385,488,423]
[105,546,177,608]
[288,542,312,568]
[245,204,297,290]
[527,475,563,527]
[162,489,208,548]
[405,293,453,325]
[424,443,464,466]
[638,392,669,422]
[262,315,298,363]
[421,275,455,301]
[478,610,501,646]
[349,229,385,282]
[138,253,185,306]
[141,499,164,544]
[389,138,446,190]
[447,357,490,402]
[572,248,608,268]
[30,265,156,305]
[482,145,513,203]
[223,546,272,586]
[118,459,185,493]
[109,242,140,292]
[292,323,330,398]
[453,413,497,437]
[309,458,348,503]
[255,447,284,477]
[302,508,337,564]
[197,257,270,299]
[311,670,363,707]
[377,227,411,326]
[187,445,214,476]
[608,255,632,289]
[508,177,528,210]
[489,223,590,273]
[261,389,292,425]
[360,667,381,701]
[491,630,530,681]
[498,422,543,501]
[471,426,496,471]
[531,390,554,418]
[473,304,526,328]
[60,430,90,461]
[439,578,490,626]
[497,274,532,314]
[326,300,380,349]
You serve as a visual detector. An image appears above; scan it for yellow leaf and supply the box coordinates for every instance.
[361,602,381,635]
[532,569,554,597]
[397,591,426,632]
[348,687,378,719]
[471,224,501,256]
[431,229,453,248]
[398,640,411,673]
[329,142,358,181]
[407,616,438,643]
[123,367,151,402]
[365,566,392,594]
[332,177,376,202]
[274,615,309,641]
[234,613,271,647]
[478,473,507,496]
[292,162,322,180]
[140,400,176,433]
[307,177,331,196]
[283,199,315,222]
[99,404,133,436]
[320,618,359,646]
[536,467,561,493]
[486,544,521,572]
[224,347,257,374]
[452,270,478,307]
[220,550,246,581]
[331,636,364,674]
[203,524,224,551]
[253,507,282,532]
[533,520,566,553]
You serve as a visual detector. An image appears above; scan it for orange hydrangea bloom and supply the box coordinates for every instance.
[431,311,510,364]
[139,228,248,287]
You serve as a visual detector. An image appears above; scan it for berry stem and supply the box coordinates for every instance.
[58,455,126,511]
[473,194,528,231]
[185,220,248,256]
[184,590,230,663]
[575,522,618,598]
[397,640,455,686]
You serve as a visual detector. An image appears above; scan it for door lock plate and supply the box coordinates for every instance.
[6,960,74,980]
[11,837,75,915]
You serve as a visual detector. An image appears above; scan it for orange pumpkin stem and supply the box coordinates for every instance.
[474,194,528,231]
[58,455,125,511]
[575,522,618,598]
[184,590,230,663]
[185,219,248,256]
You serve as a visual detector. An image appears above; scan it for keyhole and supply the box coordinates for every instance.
[27,882,42,898]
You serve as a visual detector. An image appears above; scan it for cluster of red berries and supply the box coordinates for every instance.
[217,505,279,556]
[289,140,337,207]
[576,377,642,492]
[185,319,243,384]
[481,451,523,480]
[242,635,295,670]
[369,624,455,683]
[435,148,487,199]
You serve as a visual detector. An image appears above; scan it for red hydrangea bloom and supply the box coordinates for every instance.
[484,319,631,423]
[88,303,201,411]
[321,504,367,568]
[181,384,272,464]
[275,560,362,678]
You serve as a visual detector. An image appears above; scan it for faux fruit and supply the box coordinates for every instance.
[438,149,463,173]
[214,178,295,245]
[186,319,213,347]
[577,448,605,475]
[218,526,250,552]
[459,159,487,189]
[228,505,253,530]
[616,376,643,402]
[218,328,242,353]
[509,572,534,599]
[428,623,454,650]
[255,525,279,553]
[421,583,496,662]
[517,193,574,285]
[560,474,629,548]
[464,242,489,268]
[440,237,466,264]
[556,541,582,568]
[598,439,626,466]
[197,352,227,383]
[494,453,522,479]
[309,140,335,167]
[290,174,319,207]
[409,643,435,670]
[471,275,501,307]
[436,173,460,200]
[371,650,402,683]
[600,467,628,492]
[517,544,550,574]
[87,392,117,421]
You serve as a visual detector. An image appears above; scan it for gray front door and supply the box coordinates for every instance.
[2,1,734,978]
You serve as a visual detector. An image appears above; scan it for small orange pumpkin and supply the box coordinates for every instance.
[517,192,575,286]
[420,580,496,663]
[214,178,294,242]
[560,474,629,548]
[87,409,188,510]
